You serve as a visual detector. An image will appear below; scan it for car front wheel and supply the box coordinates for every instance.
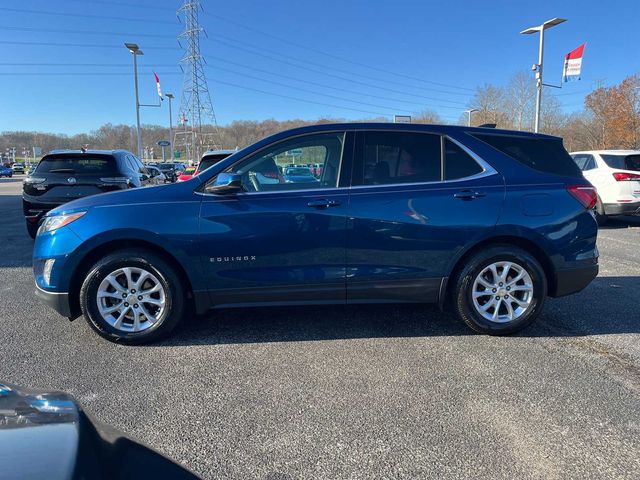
[80,249,185,344]
[453,246,547,335]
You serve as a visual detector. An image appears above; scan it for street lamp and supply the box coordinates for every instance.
[464,108,478,127]
[165,93,175,162]
[125,42,144,158]
[521,18,567,133]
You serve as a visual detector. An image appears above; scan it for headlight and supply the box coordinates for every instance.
[24,176,46,184]
[39,211,87,234]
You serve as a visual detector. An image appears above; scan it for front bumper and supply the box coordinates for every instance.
[552,263,599,297]
[603,202,640,216]
[35,284,74,318]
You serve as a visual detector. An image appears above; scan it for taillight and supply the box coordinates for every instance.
[567,185,597,210]
[612,172,640,181]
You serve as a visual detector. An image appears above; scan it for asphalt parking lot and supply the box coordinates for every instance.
[1,177,639,479]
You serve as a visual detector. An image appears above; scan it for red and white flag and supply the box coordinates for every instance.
[562,43,586,82]
[153,72,163,99]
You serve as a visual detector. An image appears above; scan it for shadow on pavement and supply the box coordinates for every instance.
[599,216,640,230]
[0,183,32,268]
[155,275,639,347]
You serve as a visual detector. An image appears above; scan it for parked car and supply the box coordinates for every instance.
[0,165,13,177]
[12,163,25,174]
[0,381,199,479]
[145,165,166,185]
[177,165,197,182]
[283,166,319,184]
[33,123,598,344]
[152,162,186,183]
[570,150,640,224]
[177,150,235,182]
[23,149,154,238]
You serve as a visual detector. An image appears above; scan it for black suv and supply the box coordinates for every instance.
[23,149,153,238]
[151,162,186,183]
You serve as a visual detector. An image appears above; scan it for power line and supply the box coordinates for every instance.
[205,55,468,107]
[0,7,176,24]
[0,71,181,76]
[204,39,472,103]
[0,40,179,50]
[66,0,173,12]
[210,78,401,117]
[210,32,473,98]
[202,65,416,113]
[0,58,469,108]
[0,25,176,38]
[202,11,476,93]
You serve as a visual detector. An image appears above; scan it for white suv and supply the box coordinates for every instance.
[570,150,640,224]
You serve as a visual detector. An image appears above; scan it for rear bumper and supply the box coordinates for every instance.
[603,202,640,216]
[552,263,599,298]
[35,284,73,318]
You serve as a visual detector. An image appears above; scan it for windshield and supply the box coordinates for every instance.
[601,154,640,172]
[285,167,312,176]
[198,154,231,173]
[34,154,118,174]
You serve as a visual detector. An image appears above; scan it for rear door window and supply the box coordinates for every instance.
[361,131,441,185]
[601,154,640,172]
[473,133,581,177]
[35,154,118,175]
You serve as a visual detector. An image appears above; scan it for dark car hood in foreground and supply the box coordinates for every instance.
[0,382,199,480]
[48,178,200,216]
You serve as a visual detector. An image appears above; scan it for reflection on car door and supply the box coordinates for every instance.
[198,131,353,306]
[346,130,504,303]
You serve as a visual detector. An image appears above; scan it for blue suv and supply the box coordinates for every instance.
[33,123,599,344]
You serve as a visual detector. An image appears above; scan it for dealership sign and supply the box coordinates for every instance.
[562,43,586,82]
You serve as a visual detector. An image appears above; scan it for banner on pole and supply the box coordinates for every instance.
[154,72,163,99]
[562,43,586,82]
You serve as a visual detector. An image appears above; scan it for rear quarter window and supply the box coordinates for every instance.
[35,155,118,174]
[472,133,581,177]
[601,154,640,172]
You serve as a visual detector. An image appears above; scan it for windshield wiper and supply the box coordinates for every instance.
[49,168,76,173]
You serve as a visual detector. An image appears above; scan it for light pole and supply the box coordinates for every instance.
[125,42,144,158]
[464,108,478,127]
[521,18,566,133]
[165,93,175,162]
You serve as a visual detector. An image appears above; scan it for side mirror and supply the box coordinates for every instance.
[208,172,242,195]
[140,174,149,181]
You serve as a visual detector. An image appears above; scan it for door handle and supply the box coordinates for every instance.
[307,199,341,209]
[454,190,486,200]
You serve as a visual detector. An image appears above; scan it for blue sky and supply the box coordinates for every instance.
[0,0,638,134]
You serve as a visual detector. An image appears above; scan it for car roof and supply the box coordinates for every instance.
[46,149,131,156]
[571,149,640,155]
[203,149,237,156]
[254,122,560,141]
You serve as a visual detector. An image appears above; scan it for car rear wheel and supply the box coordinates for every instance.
[453,246,546,335]
[80,249,185,344]
[594,196,607,226]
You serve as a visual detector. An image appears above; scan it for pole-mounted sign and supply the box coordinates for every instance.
[562,43,586,82]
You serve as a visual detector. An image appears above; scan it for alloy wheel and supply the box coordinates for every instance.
[96,267,166,333]
[471,261,534,323]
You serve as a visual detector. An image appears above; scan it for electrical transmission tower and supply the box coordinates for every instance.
[176,0,222,162]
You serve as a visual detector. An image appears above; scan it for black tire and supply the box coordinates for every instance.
[26,220,39,239]
[79,249,185,345]
[594,197,607,226]
[453,245,547,335]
